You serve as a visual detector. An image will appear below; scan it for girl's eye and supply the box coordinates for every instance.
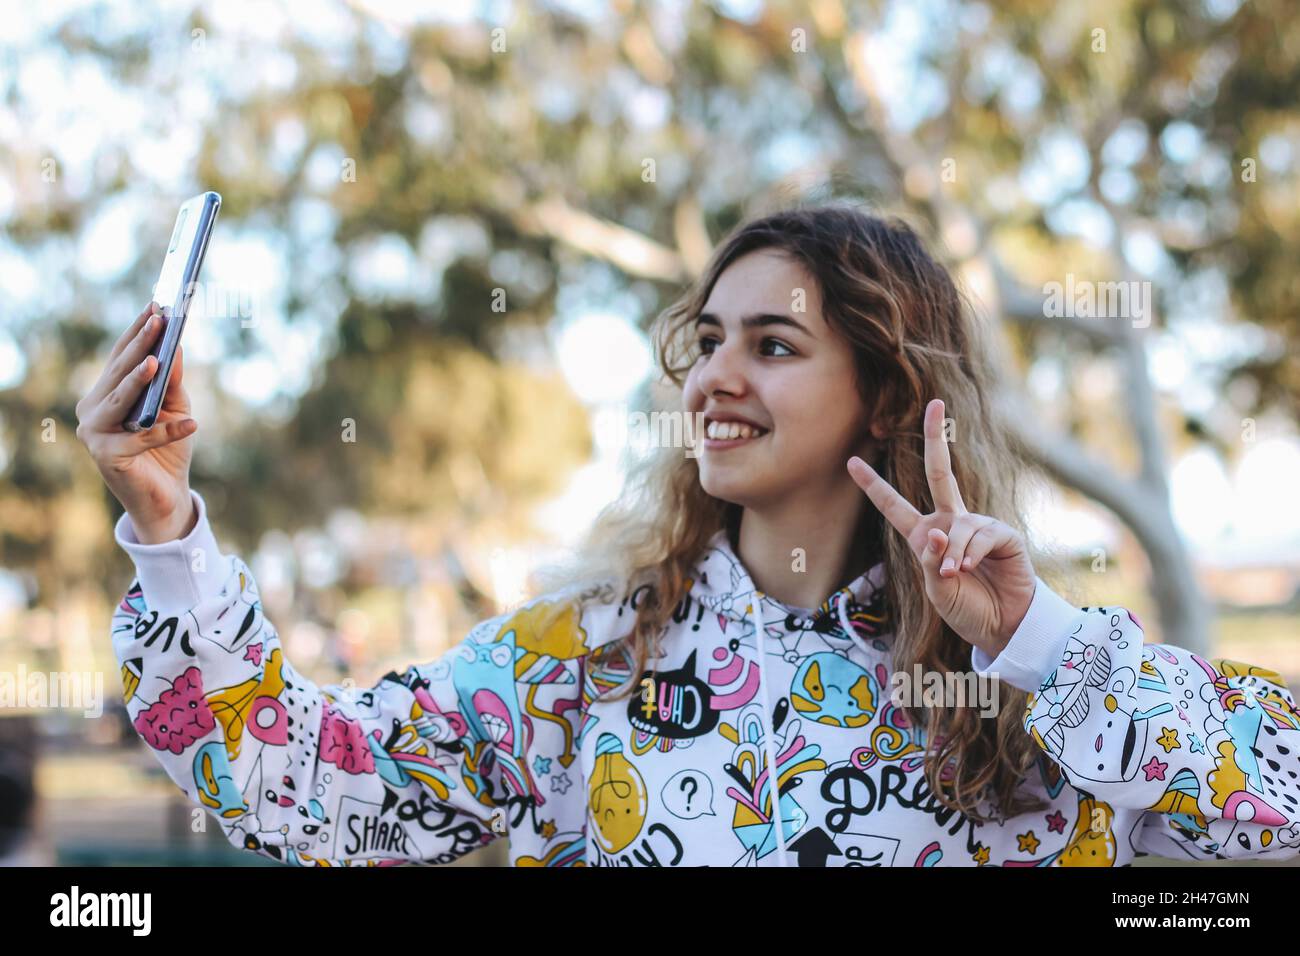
[696,335,795,358]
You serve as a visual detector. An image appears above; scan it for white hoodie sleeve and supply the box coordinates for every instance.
[974,580,1300,861]
[110,489,572,866]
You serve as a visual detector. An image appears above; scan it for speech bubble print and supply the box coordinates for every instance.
[627,649,718,739]
[662,769,715,819]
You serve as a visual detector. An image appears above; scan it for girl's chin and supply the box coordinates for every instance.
[699,471,771,502]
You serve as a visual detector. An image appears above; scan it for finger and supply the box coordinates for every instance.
[98,417,197,458]
[109,302,161,364]
[942,516,995,577]
[923,398,966,514]
[83,351,159,431]
[159,344,191,416]
[921,527,948,583]
[84,310,165,411]
[848,455,921,540]
[964,521,1018,570]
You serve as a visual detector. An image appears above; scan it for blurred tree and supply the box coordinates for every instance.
[1,0,1297,656]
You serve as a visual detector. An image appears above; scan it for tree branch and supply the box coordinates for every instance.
[511,194,687,283]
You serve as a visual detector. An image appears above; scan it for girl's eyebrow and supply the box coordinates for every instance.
[696,311,813,337]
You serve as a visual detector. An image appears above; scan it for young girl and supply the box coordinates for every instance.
[79,203,1300,866]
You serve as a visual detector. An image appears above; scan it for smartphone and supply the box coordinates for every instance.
[123,190,221,432]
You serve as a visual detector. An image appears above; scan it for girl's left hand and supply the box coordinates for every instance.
[847,398,1037,660]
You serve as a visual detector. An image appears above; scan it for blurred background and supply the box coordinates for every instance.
[0,0,1297,866]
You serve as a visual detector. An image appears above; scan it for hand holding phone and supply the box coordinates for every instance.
[74,192,221,543]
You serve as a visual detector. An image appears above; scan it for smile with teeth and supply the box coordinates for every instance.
[705,420,768,440]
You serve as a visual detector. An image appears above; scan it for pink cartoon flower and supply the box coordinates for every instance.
[319,703,375,775]
[134,666,216,755]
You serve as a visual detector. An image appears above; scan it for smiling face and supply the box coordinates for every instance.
[683,248,879,510]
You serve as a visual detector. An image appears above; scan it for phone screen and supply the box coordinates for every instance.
[155,206,195,310]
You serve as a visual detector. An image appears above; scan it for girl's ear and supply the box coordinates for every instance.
[856,426,888,468]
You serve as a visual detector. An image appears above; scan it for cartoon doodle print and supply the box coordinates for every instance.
[1146,767,1213,849]
[578,640,634,750]
[430,598,590,808]
[193,740,247,818]
[222,751,337,863]
[661,768,716,820]
[719,701,827,863]
[624,588,763,756]
[1191,653,1300,840]
[133,665,215,755]
[847,692,927,774]
[587,732,648,854]
[204,648,290,761]
[197,569,267,654]
[769,585,890,661]
[113,583,195,658]
[789,652,879,729]
[1026,633,1169,784]
[1056,790,1118,867]
[627,650,717,754]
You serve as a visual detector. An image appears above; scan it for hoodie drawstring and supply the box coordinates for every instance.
[748,594,790,867]
[743,589,859,866]
[835,590,855,644]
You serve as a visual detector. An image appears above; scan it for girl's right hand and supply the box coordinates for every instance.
[76,301,200,544]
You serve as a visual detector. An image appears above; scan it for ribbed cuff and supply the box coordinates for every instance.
[114,489,227,614]
[970,577,1081,694]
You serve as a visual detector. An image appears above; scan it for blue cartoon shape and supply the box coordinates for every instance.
[450,626,538,803]
[789,652,878,728]
[193,740,248,818]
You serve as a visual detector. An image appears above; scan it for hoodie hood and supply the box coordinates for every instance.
[690,528,891,651]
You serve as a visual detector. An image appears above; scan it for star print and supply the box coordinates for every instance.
[1017,831,1040,855]
[1188,733,1205,754]
[1045,810,1067,834]
[541,819,557,839]
[551,772,572,795]
[972,844,989,866]
[1156,727,1180,753]
[244,642,263,666]
[533,755,552,776]
[1142,755,1168,781]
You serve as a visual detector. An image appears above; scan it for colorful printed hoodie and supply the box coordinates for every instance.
[109,489,1300,866]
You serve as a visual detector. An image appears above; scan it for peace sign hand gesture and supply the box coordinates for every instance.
[847,399,1037,660]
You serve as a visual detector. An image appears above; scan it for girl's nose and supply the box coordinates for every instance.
[697,340,747,397]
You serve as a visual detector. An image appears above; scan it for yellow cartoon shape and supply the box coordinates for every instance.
[507,599,589,669]
[121,658,142,704]
[206,648,286,761]
[1059,794,1117,867]
[507,598,589,769]
[588,733,647,854]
